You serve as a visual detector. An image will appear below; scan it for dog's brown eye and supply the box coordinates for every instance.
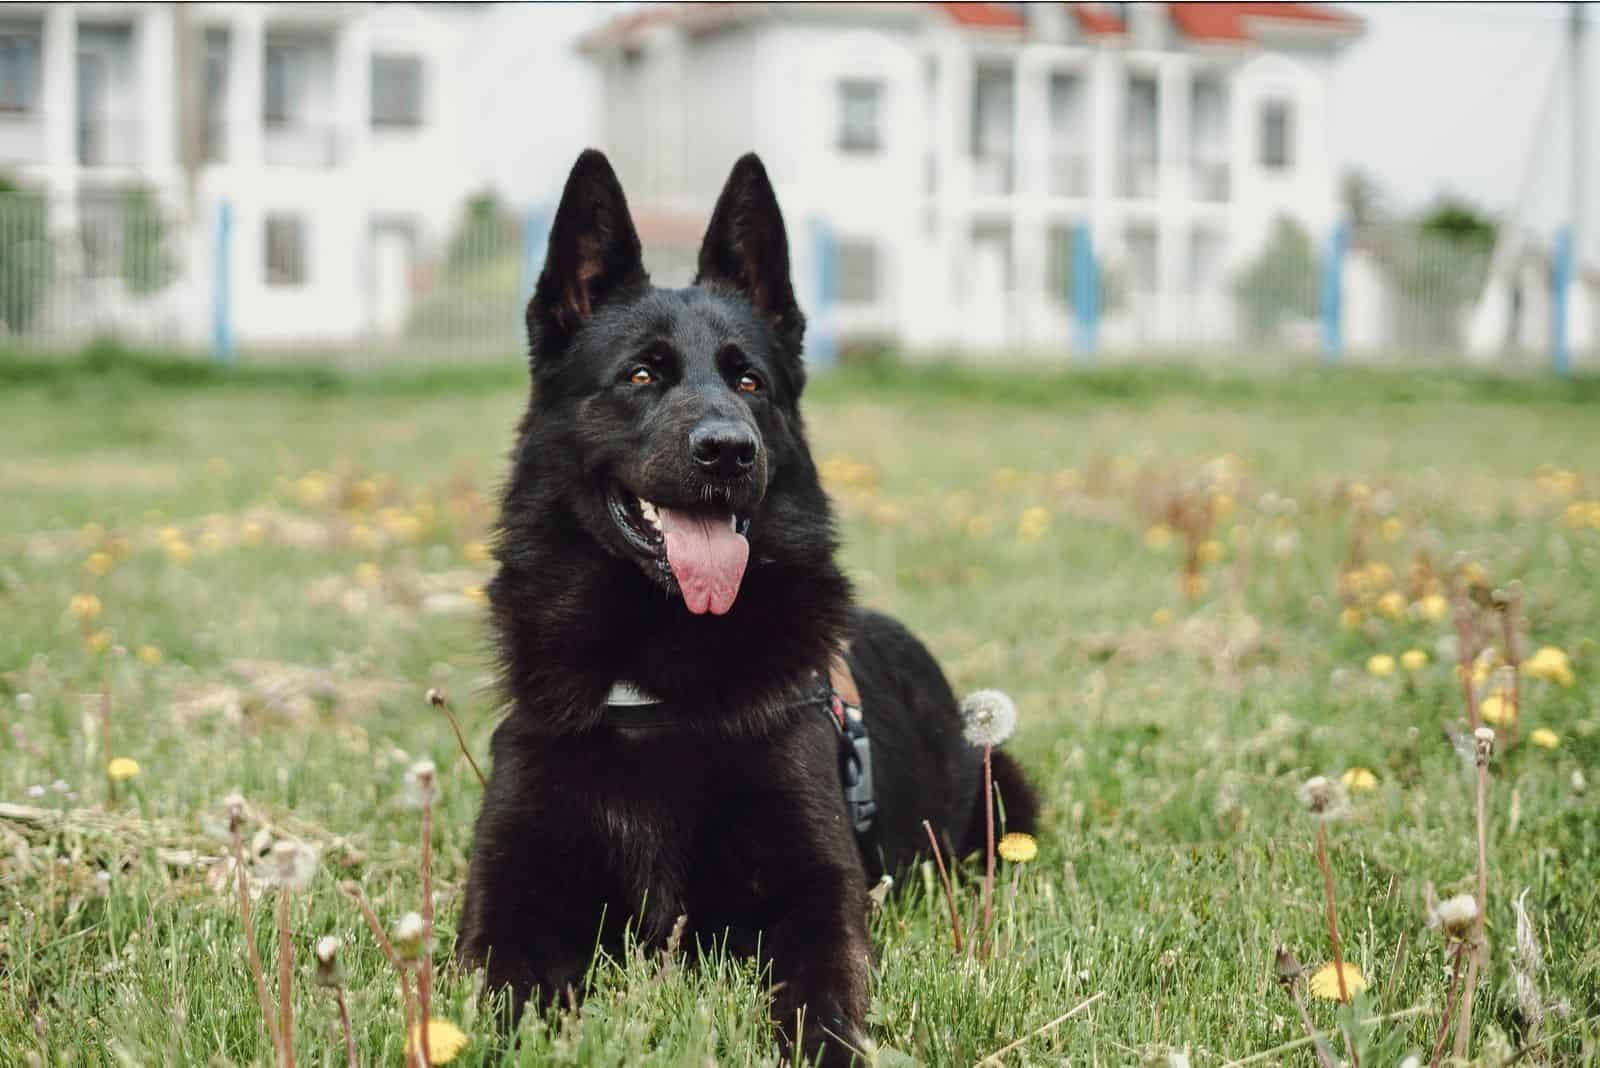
[737,372,761,394]
[629,367,655,386]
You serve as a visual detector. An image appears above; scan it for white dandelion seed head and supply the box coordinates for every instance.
[425,687,446,708]
[16,692,35,714]
[403,759,439,809]
[393,911,427,960]
[1428,893,1479,939]
[1473,726,1496,762]
[268,839,319,892]
[26,784,44,799]
[1297,776,1350,821]
[314,934,345,988]
[960,689,1017,748]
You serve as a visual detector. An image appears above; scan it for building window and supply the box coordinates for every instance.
[1123,74,1158,197]
[836,240,878,305]
[265,214,306,286]
[371,54,423,128]
[837,79,882,153]
[1047,71,1086,196]
[0,20,41,113]
[1260,99,1293,170]
[971,63,1014,194]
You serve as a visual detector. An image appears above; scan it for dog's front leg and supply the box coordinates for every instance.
[763,864,872,1067]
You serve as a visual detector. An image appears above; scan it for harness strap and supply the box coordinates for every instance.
[601,648,878,836]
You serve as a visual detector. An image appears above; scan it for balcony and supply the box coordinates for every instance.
[0,111,45,166]
[1047,151,1088,198]
[1120,150,1158,200]
[1192,158,1229,202]
[973,152,1013,196]
[77,117,141,168]
[264,120,340,168]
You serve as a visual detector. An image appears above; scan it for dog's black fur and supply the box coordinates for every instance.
[457,150,1038,1066]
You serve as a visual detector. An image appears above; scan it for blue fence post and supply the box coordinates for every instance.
[520,208,549,305]
[810,219,838,371]
[1552,225,1573,378]
[1320,219,1348,365]
[212,201,234,365]
[1071,221,1098,361]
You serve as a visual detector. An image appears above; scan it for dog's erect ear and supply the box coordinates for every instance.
[527,149,647,359]
[695,154,805,359]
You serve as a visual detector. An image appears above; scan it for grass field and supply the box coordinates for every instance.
[2,350,1598,1066]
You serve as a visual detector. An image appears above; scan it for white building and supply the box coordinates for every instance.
[0,2,599,349]
[581,2,1364,355]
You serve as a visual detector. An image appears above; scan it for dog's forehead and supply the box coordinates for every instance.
[650,287,763,358]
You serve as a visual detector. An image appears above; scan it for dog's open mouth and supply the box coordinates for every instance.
[608,487,752,616]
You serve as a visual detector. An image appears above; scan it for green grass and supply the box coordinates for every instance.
[2,352,1598,1066]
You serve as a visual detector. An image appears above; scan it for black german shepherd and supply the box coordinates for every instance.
[457,149,1037,1065]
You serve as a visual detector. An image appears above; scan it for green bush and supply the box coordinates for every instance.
[0,175,53,334]
[1232,216,1318,342]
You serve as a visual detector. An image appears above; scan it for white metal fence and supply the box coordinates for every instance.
[0,191,1566,367]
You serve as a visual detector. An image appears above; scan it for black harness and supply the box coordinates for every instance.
[601,674,877,836]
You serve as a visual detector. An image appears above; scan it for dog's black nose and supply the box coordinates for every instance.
[690,423,758,479]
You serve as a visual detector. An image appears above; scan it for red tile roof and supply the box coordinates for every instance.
[932,3,1027,31]
[583,3,1358,50]
[1168,3,1361,43]
[1072,4,1126,37]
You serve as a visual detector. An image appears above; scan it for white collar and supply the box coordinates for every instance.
[605,681,661,706]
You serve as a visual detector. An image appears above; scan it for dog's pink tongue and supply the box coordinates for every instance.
[658,508,749,616]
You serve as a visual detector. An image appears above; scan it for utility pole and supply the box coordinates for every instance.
[1573,2,1587,254]
[1554,2,1586,375]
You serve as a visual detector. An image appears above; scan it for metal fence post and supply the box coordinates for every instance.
[1320,219,1348,365]
[1552,225,1573,377]
[1071,221,1098,361]
[212,200,234,365]
[810,219,838,370]
[520,208,549,305]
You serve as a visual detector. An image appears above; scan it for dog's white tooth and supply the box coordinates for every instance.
[728,514,737,532]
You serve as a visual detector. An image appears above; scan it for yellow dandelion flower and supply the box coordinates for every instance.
[966,514,993,538]
[1211,492,1235,520]
[166,539,194,565]
[295,473,330,508]
[1462,560,1489,587]
[406,1018,469,1064]
[108,535,133,561]
[1522,646,1575,688]
[349,478,380,510]
[1347,482,1372,506]
[1144,524,1174,551]
[158,525,183,544]
[1376,590,1407,620]
[463,584,488,605]
[1380,516,1406,543]
[107,757,140,782]
[1530,728,1560,750]
[1340,606,1363,630]
[1151,607,1174,626]
[1182,573,1209,598]
[1017,506,1050,544]
[85,629,114,655]
[137,645,162,666]
[997,832,1038,863]
[1307,961,1369,1001]
[1416,593,1450,623]
[1366,654,1396,678]
[1341,767,1378,791]
[69,592,103,621]
[241,520,266,547]
[463,540,492,564]
[1480,692,1518,727]
[348,523,377,552]
[1197,539,1223,565]
[1401,649,1429,672]
[354,561,382,588]
[79,521,107,546]
[199,529,226,554]
[84,551,115,577]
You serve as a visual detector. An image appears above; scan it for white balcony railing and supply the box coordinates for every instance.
[264,121,340,168]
